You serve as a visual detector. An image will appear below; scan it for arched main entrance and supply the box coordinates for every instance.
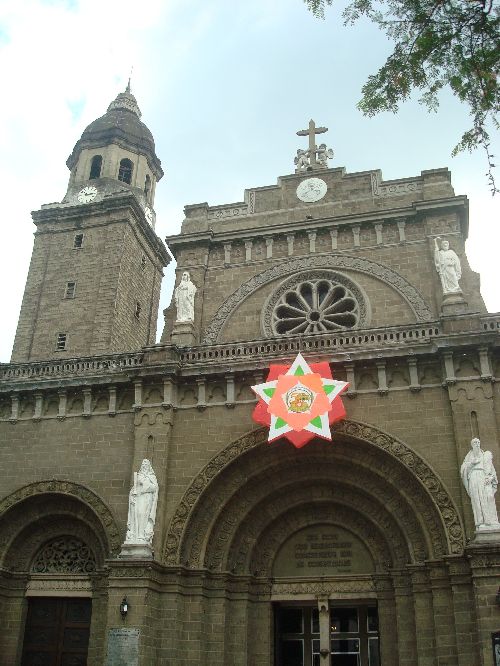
[163,420,466,665]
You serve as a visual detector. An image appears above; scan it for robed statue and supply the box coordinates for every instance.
[125,459,159,545]
[434,237,462,295]
[460,438,500,530]
[174,271,197,322]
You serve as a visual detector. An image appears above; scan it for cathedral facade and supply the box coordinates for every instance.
[1,89,500,666]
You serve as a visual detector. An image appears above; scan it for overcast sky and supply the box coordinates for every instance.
[0,0,498,363]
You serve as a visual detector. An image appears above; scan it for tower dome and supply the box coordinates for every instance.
[64,84,163,209]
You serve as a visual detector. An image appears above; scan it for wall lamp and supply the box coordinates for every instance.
[120,597,129,620]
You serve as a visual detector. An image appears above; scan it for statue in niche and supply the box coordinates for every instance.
[434,237,462,294]
[125,459,159,545]
[460,438,500,530]
[174,271,197,322]
[294,149,310,172]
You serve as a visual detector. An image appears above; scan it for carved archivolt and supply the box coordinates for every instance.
[202,255,433,343]
[0,480,120,567]
[163,420,464,566]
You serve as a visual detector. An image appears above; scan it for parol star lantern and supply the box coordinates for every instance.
[251,353,349,448]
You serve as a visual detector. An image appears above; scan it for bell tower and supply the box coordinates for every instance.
[11,85,170,363]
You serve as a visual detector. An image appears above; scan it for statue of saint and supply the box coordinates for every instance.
[125,459,159,545]
[294,149,310,172]
[460,438,500,530]
[434,237,462,294]
[174,271,197,322]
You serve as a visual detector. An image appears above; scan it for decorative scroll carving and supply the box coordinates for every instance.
[272,578,375,597]
[0,480,121,557]
[202,255,432,343]
[31,536,96,573]
[163,420,463,565]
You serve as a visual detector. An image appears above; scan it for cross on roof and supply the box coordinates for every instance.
[297,119,328,167]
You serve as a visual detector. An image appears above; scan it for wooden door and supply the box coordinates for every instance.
[21,597,92,666]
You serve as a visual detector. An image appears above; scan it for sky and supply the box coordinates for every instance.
[0,0,498,363]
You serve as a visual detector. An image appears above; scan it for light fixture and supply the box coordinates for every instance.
[120,597,129,619]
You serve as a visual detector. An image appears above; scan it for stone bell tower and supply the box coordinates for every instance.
[11,85,170,363]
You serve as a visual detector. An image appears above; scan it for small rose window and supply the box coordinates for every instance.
[262,271,368,337]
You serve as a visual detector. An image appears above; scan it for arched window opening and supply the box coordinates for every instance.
[89,155,102,180]
[118,158,133,184]
[144,174,151,200]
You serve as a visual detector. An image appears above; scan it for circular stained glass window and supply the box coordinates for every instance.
[263,271,368,337]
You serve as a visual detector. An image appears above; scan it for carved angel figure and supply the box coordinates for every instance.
[316,143,334,168]
[294,149,310,172]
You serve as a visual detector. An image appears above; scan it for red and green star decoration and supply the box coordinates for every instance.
[251,353,349,448]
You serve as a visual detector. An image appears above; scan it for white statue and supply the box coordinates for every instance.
[460,438,500,530]
[125,459,159,545]
[434,237,462,294]
[316,143,334,168]
[294,148,310,172]
[174,271,197,322]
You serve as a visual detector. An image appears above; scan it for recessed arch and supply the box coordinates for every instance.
[202,255,433,343]
[0,480,121,570]
[163,420,464,570]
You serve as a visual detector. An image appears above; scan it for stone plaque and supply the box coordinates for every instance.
[106,628,140,666]
[273,524,374,577]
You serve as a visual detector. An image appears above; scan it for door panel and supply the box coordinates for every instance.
[21,598,92,666]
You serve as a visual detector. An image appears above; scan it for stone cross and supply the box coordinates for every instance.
[297,119,328,168]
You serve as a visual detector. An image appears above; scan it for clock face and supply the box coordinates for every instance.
[144,206,153,225]
[77,186,98,204]
[296,178,327,203]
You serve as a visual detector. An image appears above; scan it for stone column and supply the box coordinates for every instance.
[9,393,19,422]
[374,223,383,245]
[409,565,437,666]
[133,380,143,411]
[479,347,492,381]
[108,385,117,416]
[352,225,361,247]
[244,239,253,262]
[225,374,235,408]
[265,237,273,259]
[373,574,398,666]
[307,230,317,253]
[392,571,418,666]
[345,363,357,397]
[330,228,338,251]
[224,243,232,264]
[408,357,421,392]
[287,233,295,256]
[397,218,406,242]
[467,545,500,666]
[57,389,67,419]
[196,378,207,410]
[376,361,388,395]
[82,387,92,417]
[446,556,480,666]
[162,376,176,409]
[428,562,459,666]
[317,597,331,666]
[442,352,456,385]
[33,392,43,420]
